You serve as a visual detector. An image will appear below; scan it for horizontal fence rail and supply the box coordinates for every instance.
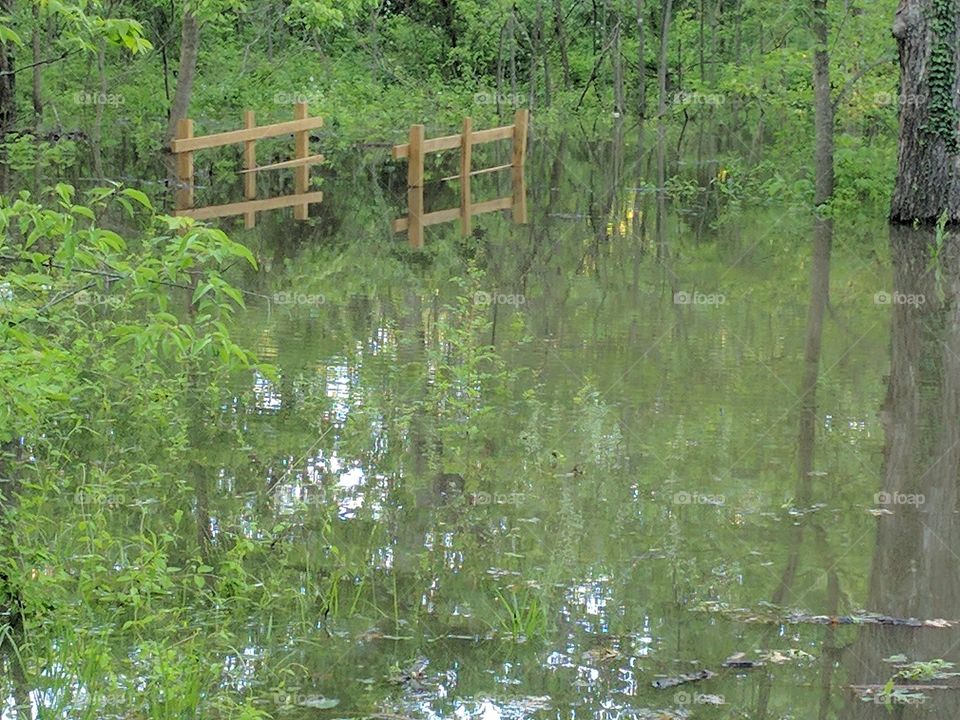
[171,102,324,229]
[392,109,529,249]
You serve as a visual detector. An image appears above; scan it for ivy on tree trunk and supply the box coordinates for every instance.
[890,0,960,224]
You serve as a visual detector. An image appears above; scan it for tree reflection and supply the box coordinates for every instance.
[842,227,960,717]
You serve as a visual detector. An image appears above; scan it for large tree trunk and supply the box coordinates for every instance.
[890,0,960,223]
[165,9,200,144]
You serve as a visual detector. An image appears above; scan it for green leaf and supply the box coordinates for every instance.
[120,188,153,210]
[192,282,214,304]
[221,284,244,306]
[54,183,75,204]
[0,24,23,47]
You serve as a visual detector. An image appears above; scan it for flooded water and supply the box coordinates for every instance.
[6,125,960,719]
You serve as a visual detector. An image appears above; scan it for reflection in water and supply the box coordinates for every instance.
[843,228,960,718]
[3,130,926,718]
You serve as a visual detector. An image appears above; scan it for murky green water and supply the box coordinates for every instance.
[204,129,957,719]
[6,128,959,719]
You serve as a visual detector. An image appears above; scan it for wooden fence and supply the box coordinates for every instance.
[170,102,325,228]
[392,109,529,249]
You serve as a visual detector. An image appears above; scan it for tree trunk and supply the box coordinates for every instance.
[806,0,834,478]
[0,0,15,138]
[496,21,505,116]
[890,0,960,224]
[655,0,673,260]
[698,0,705,83]
[554,0,571,88]
[165,9,200,144]
[369,1,382,81]
[813,0,834,206]
[92,42,106,178]
[636,0,645,117]
[31,1,42,121]
[610,7,624,115]
[541,0,552,106]
[509,13,517,106]
[524,4,542,111]
[657,0,673,121]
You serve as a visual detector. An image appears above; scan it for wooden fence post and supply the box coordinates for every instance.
[460,117,473,238]
[243,110,257,229]
[175,118,194,211]
[407,124,425,249]
[293,102,309,220]
[511,108,529,224]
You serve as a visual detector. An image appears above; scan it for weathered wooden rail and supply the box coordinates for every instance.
[392,109,529,249]
[170,102,324,228]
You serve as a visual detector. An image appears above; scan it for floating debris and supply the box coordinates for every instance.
[722,652,763,669]
[781,612,955,628]
[581,645,622,664]
[759,649,815,664]
[652,669,715,689]
[387,656,431,692]
[692,603,956,628]
[851,685,943,705]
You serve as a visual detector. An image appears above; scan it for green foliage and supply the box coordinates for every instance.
[40,0,153,53]
[871,656,960,707]
[0,134,78,173]
[283,0,372,33]
[0,185,257,441]
[927,0,959,151]
[493,588,548,640]
[0,0,927,715]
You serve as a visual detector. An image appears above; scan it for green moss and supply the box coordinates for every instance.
[928,0,959,151]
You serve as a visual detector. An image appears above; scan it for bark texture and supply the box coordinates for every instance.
[0,0,15,137]
[812,0,834,207]
[890,0,960,223]
[165,9,200,144]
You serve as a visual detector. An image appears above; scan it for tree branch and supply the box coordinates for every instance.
[0,49,81,77]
